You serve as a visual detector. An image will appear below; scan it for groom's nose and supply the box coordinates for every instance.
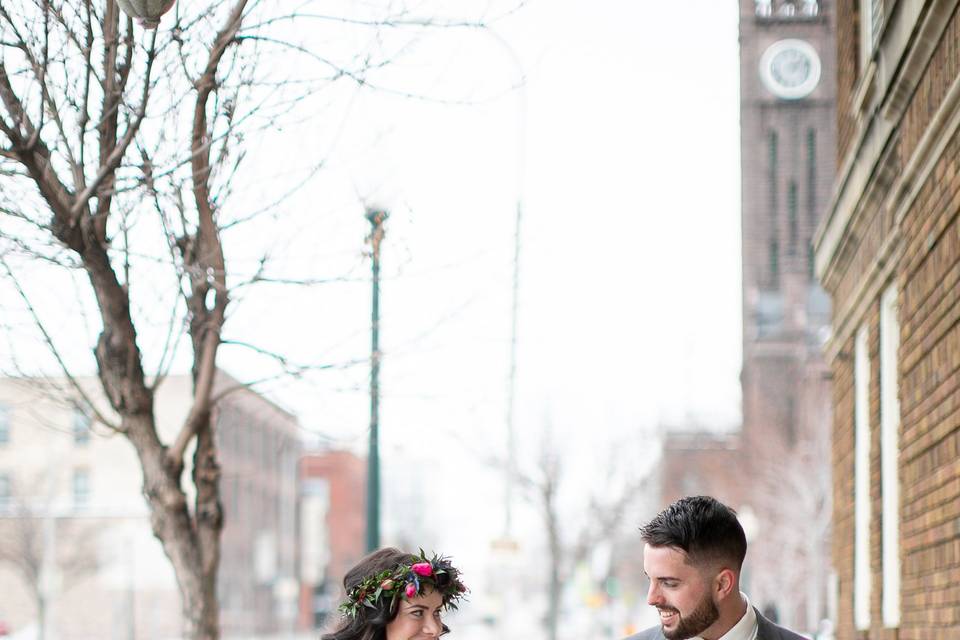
[646,582,662,606]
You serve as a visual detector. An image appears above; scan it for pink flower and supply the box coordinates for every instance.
[405,583,417,598]
[411,562,433,577]
[380,580,394,591]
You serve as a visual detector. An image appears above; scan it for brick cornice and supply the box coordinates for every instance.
[814,0,958,283]
[823,37,960,362]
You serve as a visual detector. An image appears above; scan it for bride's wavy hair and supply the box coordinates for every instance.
[322,548,452,640]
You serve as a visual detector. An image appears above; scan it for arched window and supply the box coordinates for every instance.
[778,1,797,17]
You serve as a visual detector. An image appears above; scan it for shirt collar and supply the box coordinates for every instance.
[693,592,758,640]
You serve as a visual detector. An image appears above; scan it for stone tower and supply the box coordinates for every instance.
[738,0,836,631]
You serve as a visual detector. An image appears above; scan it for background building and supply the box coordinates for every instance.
[658,1,836,633]
[815,1,960,638]
[215,374,302,636]
[297,450,366,630]
[657,431,744,508]
[0,372,301,639]
[738,0,836,630]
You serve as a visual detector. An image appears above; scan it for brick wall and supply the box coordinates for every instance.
[830,332,856,640]
[828,2,960,639]
[900,4,960,165]
[896,123,960,639]
[835,0,859,163]
[658,436,745,509]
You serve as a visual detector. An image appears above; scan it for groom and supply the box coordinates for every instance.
[627,496,805,640]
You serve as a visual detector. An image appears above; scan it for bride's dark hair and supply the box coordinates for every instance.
[322,547,451,640]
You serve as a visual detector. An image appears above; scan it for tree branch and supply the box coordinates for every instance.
[0,60,81,250]
[69,25,158,227]
[166,0,249,472]
[0,257,121,431]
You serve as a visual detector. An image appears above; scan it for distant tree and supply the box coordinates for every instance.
[0,478,98,640]
[746,404,832,631]
[511,427,652,640]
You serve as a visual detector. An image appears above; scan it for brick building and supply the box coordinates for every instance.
[0,372,301,639]
[297,450,366,630]
[737,2,836,623]
[658,432,745,508]
[814,2,960,639]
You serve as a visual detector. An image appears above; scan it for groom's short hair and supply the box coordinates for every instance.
[639,495,747,570]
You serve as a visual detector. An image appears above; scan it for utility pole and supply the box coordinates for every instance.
[504,199,522,538]
[365,208,387,552]
[495,30,526,545]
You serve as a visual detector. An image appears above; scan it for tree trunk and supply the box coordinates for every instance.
[36,590,46,640]
[124,413,223,640]
[545,489,561,640]
[546,555,560,640]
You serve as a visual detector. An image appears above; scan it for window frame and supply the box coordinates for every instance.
[854,324,872,631]
[72,468,91,508]
[0,472,11,508]
[860,0,885,71]
[73,408,92,445]
[0,404,10,445]
[880,284,901,628]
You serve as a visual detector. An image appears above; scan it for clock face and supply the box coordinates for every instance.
[759,39,821,99]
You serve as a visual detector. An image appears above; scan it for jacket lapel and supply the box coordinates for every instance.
[754,608,780,640]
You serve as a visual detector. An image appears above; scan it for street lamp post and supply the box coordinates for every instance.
[487,29,526,545]
[365,208,387,552]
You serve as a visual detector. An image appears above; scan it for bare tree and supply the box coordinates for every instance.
[745,403,832,631]
[513,429,652,640]
[0,1,507,637]
[0,480,98,640]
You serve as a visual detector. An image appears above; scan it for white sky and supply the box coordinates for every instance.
[215,0,745,608]
[218,0,744,437]
[2,0,742,630]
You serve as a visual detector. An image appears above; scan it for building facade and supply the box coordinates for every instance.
[0,372,301,639]
[297,450,366,630]
[815,2,960,639]
[658,432,745,508]
[215,374,302,636]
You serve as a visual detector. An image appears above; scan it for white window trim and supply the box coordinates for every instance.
[0,404,9,444]
[859,0,885,71]
[859,0,873,71]
[880,284,901,627]
[0,473,10,502]
[72,468,91,507]
[854,325,872,631]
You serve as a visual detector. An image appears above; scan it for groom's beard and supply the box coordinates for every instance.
[659,594,720,640]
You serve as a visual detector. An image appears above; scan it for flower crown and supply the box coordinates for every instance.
[339,550,468,618]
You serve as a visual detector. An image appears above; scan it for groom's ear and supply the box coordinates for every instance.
[713,567,737,599]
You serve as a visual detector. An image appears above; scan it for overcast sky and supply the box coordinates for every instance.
[215,0,744,608]
[1,0,741,630]
[214,0,744,439]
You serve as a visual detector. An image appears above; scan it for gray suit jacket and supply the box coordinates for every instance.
[626,608,807,640]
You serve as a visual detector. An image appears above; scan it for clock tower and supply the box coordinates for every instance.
[738,0,836,629]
